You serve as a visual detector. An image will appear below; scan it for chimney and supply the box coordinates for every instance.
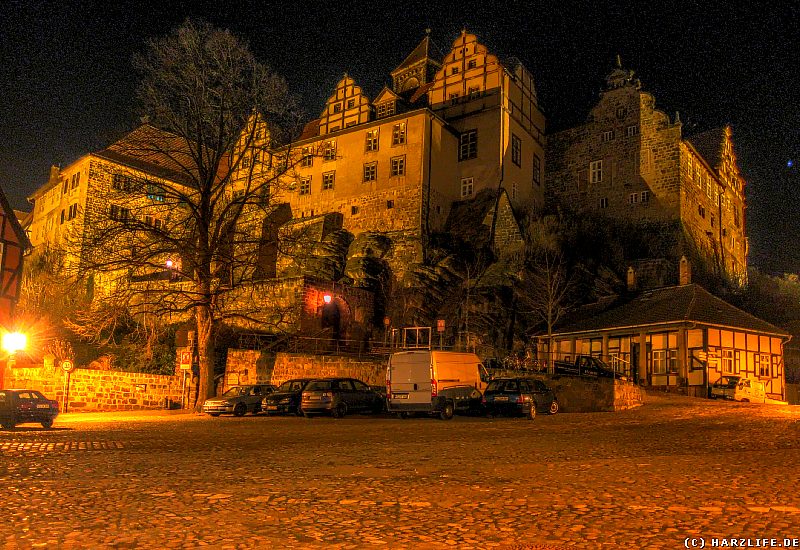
[679,256,692,285]
[626,266,637,292]
[48,165,61,184]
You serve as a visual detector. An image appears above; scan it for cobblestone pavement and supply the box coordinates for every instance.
[2,393,800,549]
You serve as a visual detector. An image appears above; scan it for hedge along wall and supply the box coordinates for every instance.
[3,366,185,411]
[224,350,387,390]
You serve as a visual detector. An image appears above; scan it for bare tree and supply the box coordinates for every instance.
[67,20,302,409]
[515,249,575,373]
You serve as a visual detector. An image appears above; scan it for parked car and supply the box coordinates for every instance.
[386,350,490,420]
[482,378,559,419]
[0,389,59,429]
[553,355,617,378]
[709,375,740,400]
[202,384,276,417]
[300,378,385,418]
[261,378,314,416]
[734,378,767,403]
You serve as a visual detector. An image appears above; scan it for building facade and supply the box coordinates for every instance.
[545,282,789,400]
[546,61,747,284]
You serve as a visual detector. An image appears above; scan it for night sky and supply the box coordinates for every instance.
[1,0,797,272]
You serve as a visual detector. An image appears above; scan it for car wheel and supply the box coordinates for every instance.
[302,411,314,418]
[331,402,347,419]
[548,401,559,415]
[397,412,410,419]
[233,403,247,417]
[528,405,537,420]
[740,398,750,403]
[439,402,454,421]
[41,418,54,429]
[208,413,220,417]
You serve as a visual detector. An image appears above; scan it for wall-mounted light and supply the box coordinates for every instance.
[165,259,174,269]
[323,294,332,304]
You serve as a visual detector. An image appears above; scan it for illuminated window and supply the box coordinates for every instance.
[322,171,335,190]
[390,156,405,177]
[511,134,522,167]
[365,129,379,152]
[363,162,377,182]
[301,147,313,167]
[460,177,474,198]
[589,160,603,183]
[721,349,735,373]
[392,122,406,145]
[459,129,478,161]
[146,183,165,202]
[299,177,311,195]
[376,102,395,118]
[323,140,336,161]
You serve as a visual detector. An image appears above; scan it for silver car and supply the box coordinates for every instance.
[202,384,276,416]
[709,376,739,400]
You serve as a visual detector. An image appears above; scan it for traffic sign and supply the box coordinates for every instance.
[61,359,75,373]
[437,319,445,333]
[179,350,192,369]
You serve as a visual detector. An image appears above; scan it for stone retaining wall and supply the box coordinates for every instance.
[223,350,386,391]
[3,366,184,411]
[490,369,643,412]
[225,354,643,411]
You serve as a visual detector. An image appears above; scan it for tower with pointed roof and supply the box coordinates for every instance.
[390,31,442,94]
[545,59,747,285]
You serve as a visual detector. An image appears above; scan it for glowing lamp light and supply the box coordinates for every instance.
[2,332,28,354]
[165,259,174,269]
[323,294,332,304]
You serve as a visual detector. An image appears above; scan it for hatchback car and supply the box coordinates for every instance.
[482,378,559,419]
[300,377,385,418]
[202,384,276,416]
[709,375,740,400]
[261,378,314,416]
[0,389,59,429]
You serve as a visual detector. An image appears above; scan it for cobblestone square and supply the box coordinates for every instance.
[2,393,799,549]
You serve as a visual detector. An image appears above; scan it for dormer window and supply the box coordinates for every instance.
[376,102,396,119]
[332,103,342,113]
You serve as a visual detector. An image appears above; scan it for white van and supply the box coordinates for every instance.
[733,378,767,403]
[386,350,490,419]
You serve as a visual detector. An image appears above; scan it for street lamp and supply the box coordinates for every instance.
[2,332,27,354]
[323,294,332,304]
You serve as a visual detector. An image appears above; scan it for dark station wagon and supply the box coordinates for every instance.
[300,377,385,418]
[482,378,559,420]
[0,389,59,429]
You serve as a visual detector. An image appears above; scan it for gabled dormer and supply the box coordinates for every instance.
[372,86,401,119]
[391,32,442,93]
[319,75,371,135]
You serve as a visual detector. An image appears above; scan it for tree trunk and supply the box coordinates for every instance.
[194,300,216,412]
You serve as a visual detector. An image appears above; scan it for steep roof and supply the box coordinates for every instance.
[391,34,442,75]
[94,124,196,184]
[0,185,31,250]
[686,127,727,170]
[553,284,789,337]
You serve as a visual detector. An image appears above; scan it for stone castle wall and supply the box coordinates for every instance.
[224,350,387,390]
[3,366,184,411]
